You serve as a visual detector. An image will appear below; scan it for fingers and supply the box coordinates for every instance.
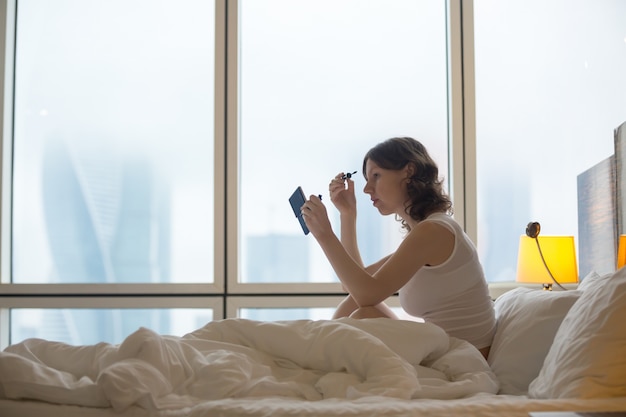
[300,194,323,216]
[345,177,354,192]
[300,202,310,218]
[329,173,352,192]
[300,196,330,238]
[329,175,342,189]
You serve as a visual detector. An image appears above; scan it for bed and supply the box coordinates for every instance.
[1,124,625,417]
[0,267,625,417]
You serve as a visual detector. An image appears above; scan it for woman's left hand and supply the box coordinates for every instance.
[301,195,333,239]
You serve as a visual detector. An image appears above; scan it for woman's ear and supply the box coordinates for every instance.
[404,163,415,179]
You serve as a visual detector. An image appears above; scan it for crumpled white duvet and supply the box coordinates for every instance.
[0,318,498,412]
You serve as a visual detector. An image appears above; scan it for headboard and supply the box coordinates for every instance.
[577,121,626,277]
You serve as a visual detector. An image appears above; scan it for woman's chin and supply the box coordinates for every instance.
[372,201,392,216]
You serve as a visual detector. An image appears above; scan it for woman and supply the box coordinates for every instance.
[301,137,495,360]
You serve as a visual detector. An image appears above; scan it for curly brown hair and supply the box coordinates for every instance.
[362,137,453,230]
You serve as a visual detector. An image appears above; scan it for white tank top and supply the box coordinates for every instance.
[398,212,496,349]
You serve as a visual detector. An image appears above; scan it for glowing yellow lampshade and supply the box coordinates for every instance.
[617,235,626,269]
[516,235,578,286]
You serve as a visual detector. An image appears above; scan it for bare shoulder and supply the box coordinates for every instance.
[402,220,454,266]
[412,219,454,239]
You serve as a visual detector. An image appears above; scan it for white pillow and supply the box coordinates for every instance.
[487,287,581,395]
[576,270,612,291]
[529,267,626,398]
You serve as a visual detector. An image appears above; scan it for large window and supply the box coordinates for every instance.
[474,0,626,282]
[237,0,449,284]
[4,0,624,348]
[4,0,218,345]
[1,0,454,346]
[13,0,216,284]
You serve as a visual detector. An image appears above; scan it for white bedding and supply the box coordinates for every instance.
[0,318,499,413]
[2,395,626,417]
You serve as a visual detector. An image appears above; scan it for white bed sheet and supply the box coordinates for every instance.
[0,318,499,411]
[3,317,625,417]
[1,395,626,417]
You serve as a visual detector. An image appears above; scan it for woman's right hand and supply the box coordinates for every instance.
[329,173,357,216]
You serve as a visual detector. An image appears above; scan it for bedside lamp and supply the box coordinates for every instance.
[516,235,578,290]
[617,235,626,270]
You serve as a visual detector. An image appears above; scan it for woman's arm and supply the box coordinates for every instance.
[364,254,392,274]
[329,175,365,266]
[303,196,454,307]
[339,211,364,267]
[329,175,391,289]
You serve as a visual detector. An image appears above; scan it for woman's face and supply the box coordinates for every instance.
[362,159,410,217]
